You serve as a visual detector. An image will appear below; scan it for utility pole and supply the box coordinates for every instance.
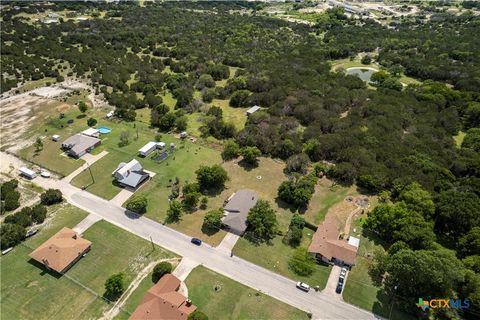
[88,165,95,184]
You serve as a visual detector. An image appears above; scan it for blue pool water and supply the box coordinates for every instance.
[97,127,112,134]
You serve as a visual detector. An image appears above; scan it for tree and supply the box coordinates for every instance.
[3,191,20,211]
[200,196,208,209]
[1,179,18,200]
[326,162,356,185]
[465,102,480,129]
[385,248,465,313]
[40,189,63,205]
[458,227,480,258]
[435,190,480,240]
[221,139,240,160]
[246,200,278,241]
[241,146,261,165]
[195,165,229,191]
[288,248,316,276]
[285,153,310,174]
[206,106,223,118]
[152,261,173,283]
[87,117,97,127]
[104,273,125,299]
[125,194,148,214]
[397,182,435,219]
[229,90,251,107]
[151,104,170,127]
[118,131,130,147]
[159,112,177,131]
[188,311,208,320]
[462,128,480,152]
[78,101,88,113]
[175,115,188,131]
[31,204,47,223]
[361,55,372,64]
[203,208,223,231]
[463,256,480,273]
[0,223,25,249]
[34,137,43,152]
[166,200,183,222]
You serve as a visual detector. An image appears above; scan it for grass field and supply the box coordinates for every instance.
[342,218,414,320]
[114,271,156,320]
[186,266,310,320]
[1,207,176,320]
[16,78,57,93]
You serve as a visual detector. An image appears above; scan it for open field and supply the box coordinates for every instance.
[1,207,176,320]
[186,266,310,320]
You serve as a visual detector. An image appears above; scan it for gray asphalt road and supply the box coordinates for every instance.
[36,177,381,320]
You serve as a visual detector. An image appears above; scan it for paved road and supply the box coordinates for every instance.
[34,177,380,320]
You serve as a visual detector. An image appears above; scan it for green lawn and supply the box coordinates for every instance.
[342,218,414,320]
[186,266,310,320]
[211,98,248,130]
[1,207,176,320]
[114,271,157,320]
[16,78,57,93]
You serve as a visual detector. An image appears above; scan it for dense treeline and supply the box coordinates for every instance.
[1,2,479,318]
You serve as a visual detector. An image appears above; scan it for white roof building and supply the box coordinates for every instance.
[19,167,37,179]
[348,236,360,248]
[246,105,261,116]
[81,128,100,137]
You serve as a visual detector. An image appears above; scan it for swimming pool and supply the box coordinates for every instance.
[97,127,112,134]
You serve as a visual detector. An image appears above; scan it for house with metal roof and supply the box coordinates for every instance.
[62,134,101,158]
[29,227,91,274]
[112,159,150,189]
[222,189,258,235]
[246,105,261,116]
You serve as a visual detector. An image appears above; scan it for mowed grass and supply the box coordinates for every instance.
[114,271,157,320]
[342,218,414,320]
[1,206,176,320]
[186,266,310,320]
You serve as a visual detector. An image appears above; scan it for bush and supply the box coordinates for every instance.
[203,208,224,231]
[3,191,20,211]
[4,207,33,228]
[104,273,125,299]
[31,204,47,224]
[200,196,208,209]
[286,153,310,174]
[221,139,241,160]
[166,200,183,222]
[195,165,229,191]
[152,261,173,283]
[40,189,63,205]
[288,248,316,276]
[361,55,372,64]
[87,117,97,127]
[125,194,148,214]
[229,90,251,107]
[0,223,26,250]
[1,179,18,200]
[241,146,261,165]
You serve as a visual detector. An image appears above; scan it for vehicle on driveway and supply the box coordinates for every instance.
[191,238,202,245]
[296,282,310,292]
[340,267,348,278]
[336,283,343,294]
[339,277,344,284]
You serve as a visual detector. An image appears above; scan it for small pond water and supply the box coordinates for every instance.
[346,67,378,82]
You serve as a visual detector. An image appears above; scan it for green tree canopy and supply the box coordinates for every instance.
[246,200,278,242]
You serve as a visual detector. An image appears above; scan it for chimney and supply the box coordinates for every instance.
[186,299,192,306]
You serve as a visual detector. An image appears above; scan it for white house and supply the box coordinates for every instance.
[112,159,150,189]
[19,167,37,179]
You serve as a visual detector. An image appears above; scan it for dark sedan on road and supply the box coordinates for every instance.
[191,238,202,245]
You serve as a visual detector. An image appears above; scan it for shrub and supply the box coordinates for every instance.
[3,191,20,211]
[125,194,148,214]
[104,273,125,299]
[241,146,261,165]
[195,165,229,191]
[166,200,183,222]
[40,189,63,205]
[152,261,173,283]
[221,139,241,160]
[87,117,97,127]
[200,196,208,209]
[4,207,33,228]
[31,204,47,224]
[0,223,25,250]
[203,208,224,231]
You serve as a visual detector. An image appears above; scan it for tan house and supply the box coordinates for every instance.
[308,216,359,267]
[29,227,91,273]
[130,274,196,320]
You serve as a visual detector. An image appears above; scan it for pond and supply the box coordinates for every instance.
[346,67,378,82]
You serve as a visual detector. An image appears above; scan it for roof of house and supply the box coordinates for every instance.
[62,134,101,156]
[19,167,36,176]
[139,142,158,154]
[223,189,258,234]
[112,159,149,188]
[29,227,91,273]
[308,216,358,265]
[246,105,261,114]
[81,128,100,137]
[129,274,196,320]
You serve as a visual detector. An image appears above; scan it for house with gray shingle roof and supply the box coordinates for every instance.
[112,159,150,189]
[222,189,258,235]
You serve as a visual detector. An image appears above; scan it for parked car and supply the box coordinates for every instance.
[191,238,202,246]
[339,277,344,284]
[25,229,38,238]
[336,283,343,294]
[296,282,310,292]
[340,267,347,278]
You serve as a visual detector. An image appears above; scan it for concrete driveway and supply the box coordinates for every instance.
[324,265,346,300]
[30,175,379,320]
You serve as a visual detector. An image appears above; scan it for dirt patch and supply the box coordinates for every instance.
[56,104,71,113]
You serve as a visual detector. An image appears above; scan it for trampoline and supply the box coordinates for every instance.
[152,151,169,162]
[97,127,112,134]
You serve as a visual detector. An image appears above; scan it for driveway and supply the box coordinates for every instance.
[324,265,344,300]
[31,175,379,320]
[216,232,240,254]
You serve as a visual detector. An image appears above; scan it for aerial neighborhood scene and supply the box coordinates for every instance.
[1,1,479,320]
